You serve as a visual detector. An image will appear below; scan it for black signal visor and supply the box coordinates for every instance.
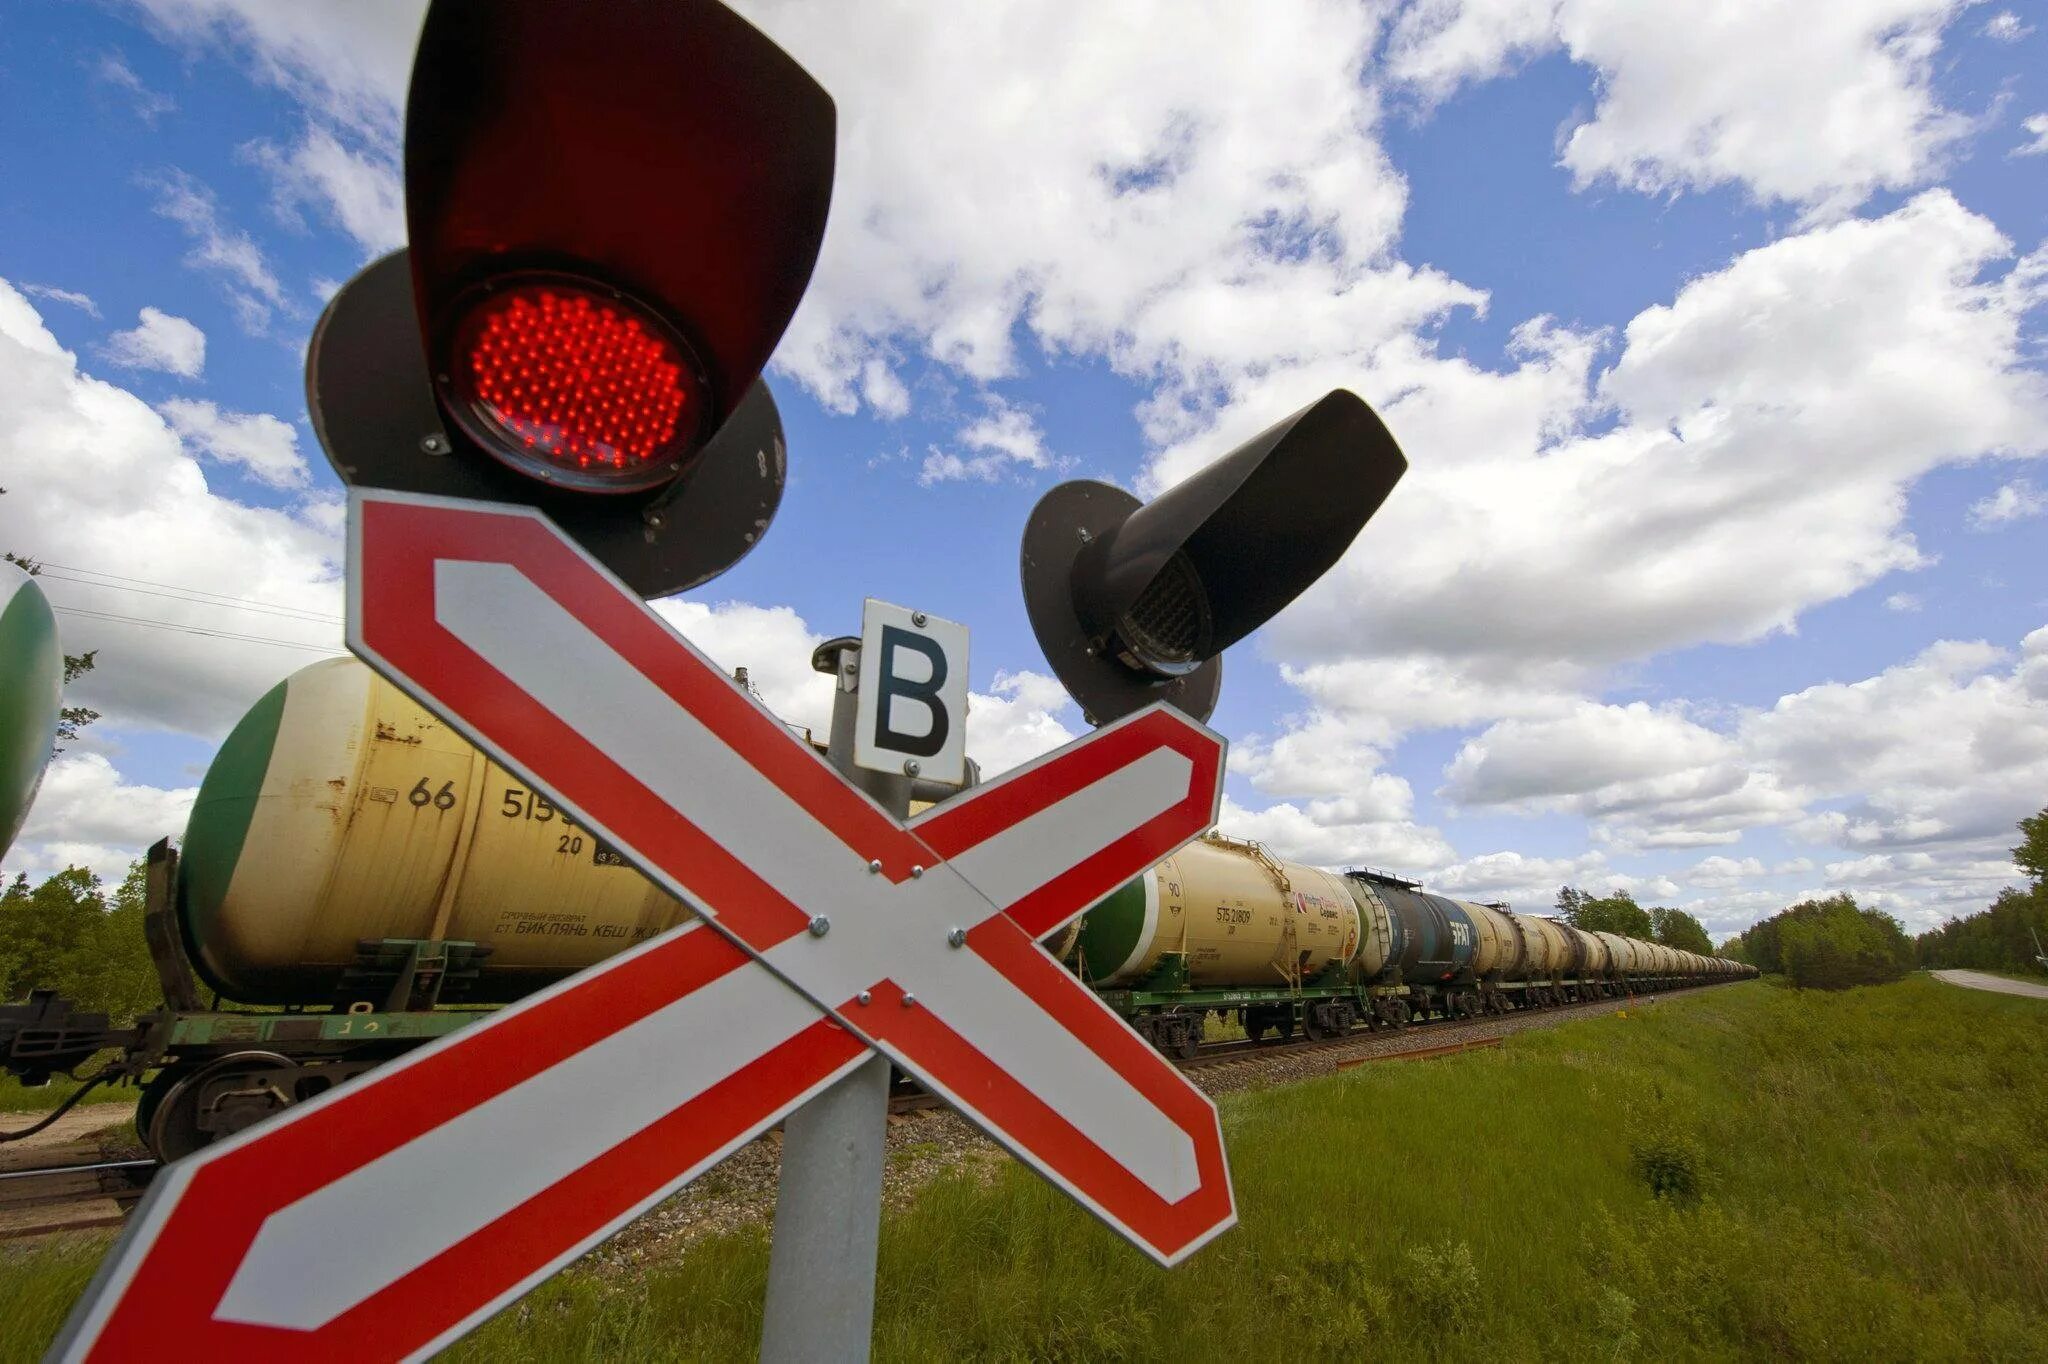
[1022,390,1407,725]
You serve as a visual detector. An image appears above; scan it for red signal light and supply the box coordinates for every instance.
[442,279,705,493]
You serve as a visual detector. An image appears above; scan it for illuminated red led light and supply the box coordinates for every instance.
[447,280,701,492]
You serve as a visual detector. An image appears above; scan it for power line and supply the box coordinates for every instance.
[28,561,342,623]
[50,606,346,654]
[35,570,344,626]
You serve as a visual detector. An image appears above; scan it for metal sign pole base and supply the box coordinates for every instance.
[760,637,903,1364]
[758,1052,892,1363]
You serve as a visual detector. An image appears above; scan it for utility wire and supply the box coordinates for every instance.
[29,561,342,623]
[36,570,343,626]
[50,605,346,654]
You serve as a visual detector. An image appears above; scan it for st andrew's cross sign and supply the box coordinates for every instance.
[55,490,1234,1361]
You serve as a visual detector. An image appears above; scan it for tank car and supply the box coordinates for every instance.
[0,562,62,858]
[1075,835,1368,1054]
[182,657,695,1004]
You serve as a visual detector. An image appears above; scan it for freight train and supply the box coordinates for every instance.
[1,659,1751,1160]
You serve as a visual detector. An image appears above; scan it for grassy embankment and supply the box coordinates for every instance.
[5,975,2044,1361]
[0,1070,136,1115]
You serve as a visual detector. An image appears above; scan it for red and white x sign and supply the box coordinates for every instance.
[57,489,1233,1362]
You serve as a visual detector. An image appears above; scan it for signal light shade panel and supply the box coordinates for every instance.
[305,0,836,599]
[1021,390,1407,725]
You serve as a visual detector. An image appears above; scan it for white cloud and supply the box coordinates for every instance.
[919,397,1056,485]
[2,752,198,887]
[20,284,99,318]
[93,52,175,124]
[1685,855,1767,889]
[1411,624,2047,913]
[1885,592,1923,612]
[1241,194,2047,693]
[1440,700,1804,852]
[652,598,833,737]
[1443,702,1731,809]
[101,306,205,377]
[963,671,1079,776]
[1389,0,1974,220]
[244,126,404,257]
[1431,849,1608,906]
[1384,0,1560,96]
[130,1,420,137]
[1220,793,1455,874]
[146,170,290,333]
[158,398,309,489]
[0,280,344,738]
[2015,114,2048,158]
[1969,479,2048,526]
[1746,632,2048,862]
[1983,10,2031,40]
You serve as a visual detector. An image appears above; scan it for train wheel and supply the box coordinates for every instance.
[1302,1009,1326,1042]
[1176,1021,1200,1060]
[145,1051,295,1163]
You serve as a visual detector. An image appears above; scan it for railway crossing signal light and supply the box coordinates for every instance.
[305,0,835,598]
[1020,389,1407,725]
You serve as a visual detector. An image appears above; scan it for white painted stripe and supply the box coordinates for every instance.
[435,563,1200,1200]
[215,930,813,1331]
[940,750,1189,910]
[1109,870,1162,983]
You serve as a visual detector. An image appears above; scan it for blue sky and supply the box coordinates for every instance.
[2,0,2045,939]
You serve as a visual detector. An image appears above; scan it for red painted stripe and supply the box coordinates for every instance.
[862,922,1231,1259]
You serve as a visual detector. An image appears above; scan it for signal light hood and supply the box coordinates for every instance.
[405,0,835,444]
[306,0,835,599]
[1021,390,1407,726]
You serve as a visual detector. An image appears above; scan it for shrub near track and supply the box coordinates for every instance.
[3,975,2044,1361]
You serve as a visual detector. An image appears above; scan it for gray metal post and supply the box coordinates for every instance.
[759,638,903,1364]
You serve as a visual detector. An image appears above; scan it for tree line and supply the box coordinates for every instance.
[0,861,160,1021]
[1552,888,1715,955]
[1909,808,2048,975]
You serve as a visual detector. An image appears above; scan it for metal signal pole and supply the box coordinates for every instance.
[759,637,900,1363]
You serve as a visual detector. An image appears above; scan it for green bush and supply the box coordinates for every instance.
[1739,892,1915,989]
[1627,1113,1706,1203]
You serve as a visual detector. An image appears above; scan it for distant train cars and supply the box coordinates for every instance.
[0,659,1751,1160]
[1075,834,1751,1055]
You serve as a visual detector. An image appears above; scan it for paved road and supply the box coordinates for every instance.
[1931,969,2048,1000]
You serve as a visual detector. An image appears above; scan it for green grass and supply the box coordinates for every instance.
[0,1067,138,1114]
[5,977,2045,1361]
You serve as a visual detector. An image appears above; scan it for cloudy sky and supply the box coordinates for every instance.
[2,0,2045,942]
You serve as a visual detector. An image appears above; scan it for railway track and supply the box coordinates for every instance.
[3,990,1671,1240]
[0,1158,155,1242]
